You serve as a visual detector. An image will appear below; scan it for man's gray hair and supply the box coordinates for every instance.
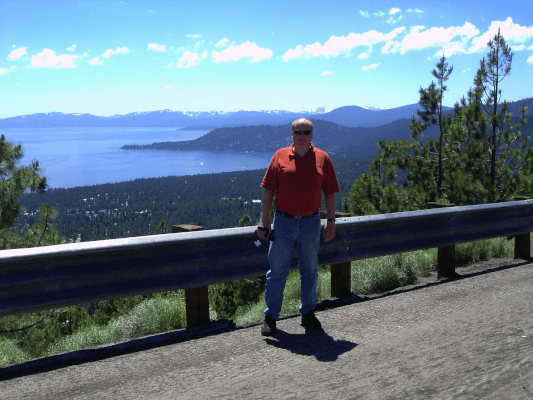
[291,118,313,131]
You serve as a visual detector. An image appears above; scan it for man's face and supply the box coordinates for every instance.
[292,123,313,150]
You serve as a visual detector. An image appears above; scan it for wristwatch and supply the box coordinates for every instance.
[327,218,335,222]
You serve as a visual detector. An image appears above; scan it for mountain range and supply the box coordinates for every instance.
[2,98,530,129]
[0,103,440,129]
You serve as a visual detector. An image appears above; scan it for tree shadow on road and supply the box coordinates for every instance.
[263,329,357,362]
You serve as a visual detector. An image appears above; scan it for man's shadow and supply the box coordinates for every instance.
[264,328,357,362]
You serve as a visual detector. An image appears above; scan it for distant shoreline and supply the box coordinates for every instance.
[176,126,218,131]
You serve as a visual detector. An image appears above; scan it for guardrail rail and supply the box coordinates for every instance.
[1,200,531,327]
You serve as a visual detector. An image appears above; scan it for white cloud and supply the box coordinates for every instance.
[375,11,385,17]
[148,43,166,52]
[387,15,403,25]
[177,50,204,68]
[0,67,9,75]
[360,10,369,18]
[321,71,333,76]
[88,57,103,65]
[149,10,155,13]
[8,47,27,60]
[407,8,424,15]
[469,17,533,54]
[282,28,405,61]
[389,8,401,15]
[102,47,130,58]
[164,85,179,89]
[67,44,76,52]
[212,41,272,63]
[284,20,530,62]
[216,38,230,47]
[187,34,201,39]
[30,49,78,69]
[362,63,380,71]
[528,55,533,64]
[383,22,480,56]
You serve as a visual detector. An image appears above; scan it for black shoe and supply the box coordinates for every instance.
[301,311,322,331]
[261,314,277,336]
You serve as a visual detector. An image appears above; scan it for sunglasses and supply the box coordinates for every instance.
[293,129,312,136]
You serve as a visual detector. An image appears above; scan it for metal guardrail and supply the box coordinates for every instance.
[1,200,532,321]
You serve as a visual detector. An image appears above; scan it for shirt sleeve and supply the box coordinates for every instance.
[322,155,341,195]
[261,153,278,192]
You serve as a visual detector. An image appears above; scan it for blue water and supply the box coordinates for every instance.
[1,127,273,189]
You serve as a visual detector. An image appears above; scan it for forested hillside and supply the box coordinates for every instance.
[122,118,441,157]
[17,154,370,242]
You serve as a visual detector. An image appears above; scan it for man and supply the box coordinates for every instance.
[257,118,340,336]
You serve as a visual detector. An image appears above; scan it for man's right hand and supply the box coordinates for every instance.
[257,223,271,240]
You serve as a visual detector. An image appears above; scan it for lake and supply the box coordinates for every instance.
[1,127,273,189]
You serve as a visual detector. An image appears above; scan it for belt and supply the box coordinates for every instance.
[276,209,319,220]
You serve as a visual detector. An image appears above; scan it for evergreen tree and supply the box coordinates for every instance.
[155,219,168,234]
[0,135,66,357]
[348,56,455,213]
[0,134,63,249]
[474,29,531,202]
[346,149,410,215]
[238,214,251,227]
[413,55,454,197]
[346,33,531,215]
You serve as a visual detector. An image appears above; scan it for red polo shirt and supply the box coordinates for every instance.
[261,143,340,216]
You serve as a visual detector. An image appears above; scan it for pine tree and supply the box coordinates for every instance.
[474,28,530,202]
[348,56,455,213]
[346,33,531,215]
[418,55,453,197]
[0,134,63,249]
[0,135,66,359]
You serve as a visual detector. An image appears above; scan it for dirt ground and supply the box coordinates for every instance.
[1,257,532,399]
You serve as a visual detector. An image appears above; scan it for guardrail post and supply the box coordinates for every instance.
[514,196,531,260]
[427,203,456,278]
[172,224,210,328]
[514,233,530,260]
[321,211,352,298]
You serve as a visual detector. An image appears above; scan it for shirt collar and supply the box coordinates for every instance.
[290,143,314,157]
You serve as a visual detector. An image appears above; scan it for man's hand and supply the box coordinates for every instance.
[257,222,272,240]
[323,220,335,242]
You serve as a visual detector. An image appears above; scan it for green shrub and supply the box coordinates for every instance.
[94,294,155,326]
[0,339,30,366]
[47,292,187,355]
[352,250,434,295]
[108,295,186,340]
[455,238,513,264]
[209,277,265,319]
[46,325,119,356]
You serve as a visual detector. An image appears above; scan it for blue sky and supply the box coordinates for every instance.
[1,0,532,119]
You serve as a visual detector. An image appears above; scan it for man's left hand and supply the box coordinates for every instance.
[324,220,335,242]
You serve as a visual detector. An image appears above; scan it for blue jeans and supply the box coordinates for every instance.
[264,209,321,320]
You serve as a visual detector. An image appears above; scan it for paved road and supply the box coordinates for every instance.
[1,259,532,399]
